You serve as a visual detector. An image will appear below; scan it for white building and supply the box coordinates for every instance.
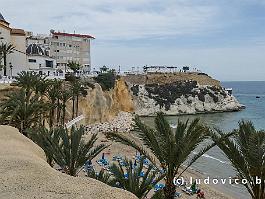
[0,12,28,77]
[0,12,94,79]
[26,43,63,79]
[26,30,95,74]
[48,31,94,74]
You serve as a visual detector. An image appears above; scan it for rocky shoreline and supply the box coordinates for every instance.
[85,112,134,134]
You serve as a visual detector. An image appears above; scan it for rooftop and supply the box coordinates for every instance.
[52,32,95,39]
[0,12,6,22]
[0,12,9,25]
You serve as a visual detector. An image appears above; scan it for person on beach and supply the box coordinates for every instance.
[196,189,205,199]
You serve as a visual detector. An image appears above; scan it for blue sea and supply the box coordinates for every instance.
[143,81,265,199]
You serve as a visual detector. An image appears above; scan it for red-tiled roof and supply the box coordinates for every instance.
[52,32,95,39]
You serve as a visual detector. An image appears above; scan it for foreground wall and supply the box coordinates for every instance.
[0,125,137,199]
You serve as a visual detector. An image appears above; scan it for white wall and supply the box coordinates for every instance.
[9,34,28,76]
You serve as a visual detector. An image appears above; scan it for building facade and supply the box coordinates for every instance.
[0,12,95,78]
[26,43,63,79]
[26,31,95,74]
[48,31,94,74]
[0,13,28,77]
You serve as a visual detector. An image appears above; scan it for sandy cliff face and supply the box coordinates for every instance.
[0,125,138,199]
[78,78,134,124]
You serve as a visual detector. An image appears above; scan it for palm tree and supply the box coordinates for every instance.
[110,157,164,199]
[67,61,81,75]
[45,79,62,128]
[70,79,87,118]
[0,89,47,136]
[33,125,108,176]
[28,127,60,166]
[87,168,115,186]
[213,121,265,199]
[60,89,72,125]
[14,71,43,95]
[0,43,15,76]
[107,112,222,199]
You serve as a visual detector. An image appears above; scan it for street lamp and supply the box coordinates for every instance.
[9,62,13,78]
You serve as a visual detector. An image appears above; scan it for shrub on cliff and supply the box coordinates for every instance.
[145,81,197,111]
[94,70,116,91]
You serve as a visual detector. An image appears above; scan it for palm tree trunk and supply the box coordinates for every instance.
[3,52,7,76]
[62,104,66,125]
[164,171,176,199]
[56,99,60,125]
[49,107,55,128]
[72,97,75,120]
[76,95,79,117]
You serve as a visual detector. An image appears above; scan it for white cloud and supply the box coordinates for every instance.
[1,0,220,40]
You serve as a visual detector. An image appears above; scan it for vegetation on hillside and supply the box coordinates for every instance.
[0,71,91,130]
[94,67,116,91]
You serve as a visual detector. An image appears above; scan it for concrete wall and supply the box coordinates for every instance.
[0,21,28,77]
[9,34,28,76]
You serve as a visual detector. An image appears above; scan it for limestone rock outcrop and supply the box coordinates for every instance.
[127,81,244,116]
[0,125,137,199]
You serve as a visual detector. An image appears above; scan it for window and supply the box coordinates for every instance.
[46,60,53,68]
[28,59,36,63]
[69,44,72,47]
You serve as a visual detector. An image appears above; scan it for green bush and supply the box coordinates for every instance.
[94,71,116,91]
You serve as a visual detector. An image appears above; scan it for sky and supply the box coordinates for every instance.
[1,0,265,80]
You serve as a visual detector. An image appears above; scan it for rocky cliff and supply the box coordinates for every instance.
[78,78,134,124]
[69,73,243,121]
[124,73,244,116]
[0,125,138,199]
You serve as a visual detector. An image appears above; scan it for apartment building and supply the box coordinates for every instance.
[48,31,95,73]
